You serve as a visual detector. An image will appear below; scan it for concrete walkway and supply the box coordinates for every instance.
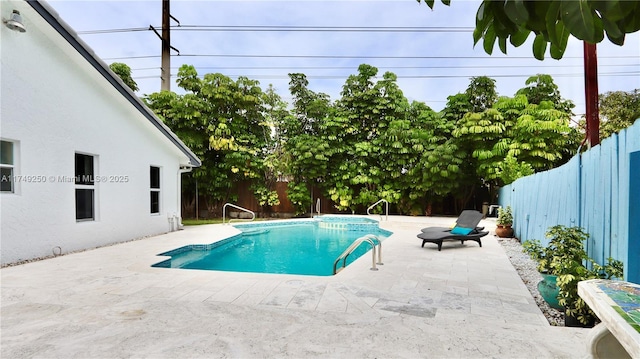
[1,216,587,358]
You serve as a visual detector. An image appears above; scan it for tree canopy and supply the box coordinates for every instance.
[418,0,640,60]
[145,64,580,216]
[109,62,139,92]
[598,89,640,140]
[144,65,275,215]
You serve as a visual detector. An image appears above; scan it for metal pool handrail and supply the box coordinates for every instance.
[222,203,255,224]
[367,199,389,221]
[333,234,383,275]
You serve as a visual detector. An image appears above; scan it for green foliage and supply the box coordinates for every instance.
[261,84,290,194]
[454,108,506,186]
[328,185,355,212]
[523,226,590,275]
[427,92,485,210]
[281,73,333,214]
[557,254,623,326]
[496,205,513,225]
[144,62,580,217]
[253,187,280,207]
[462,93,576,187]
[522,239,554,273]
[505,98,578,170]
[496,154,534,185]
[523,225,624,325]
[410,101,465,202]
[109,62,139,92]
[325,65,413,212]
[599,89,640,140]
[516,74,575,114]
[465,76,498,113]
[144,65,275,216]
[287,73,330,136]
[418,0,640,60]
[182,218,224,225]
[286,182,312,214]
[440,93,472,124]
[420,74,574,207]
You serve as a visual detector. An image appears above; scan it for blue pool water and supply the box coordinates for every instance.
[152,217,392,276]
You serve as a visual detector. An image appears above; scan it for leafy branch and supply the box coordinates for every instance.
[418,0,640,60]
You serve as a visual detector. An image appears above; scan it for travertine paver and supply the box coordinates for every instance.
[1,216,588,358]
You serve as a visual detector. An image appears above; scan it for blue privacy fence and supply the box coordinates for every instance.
[499,122,640,282]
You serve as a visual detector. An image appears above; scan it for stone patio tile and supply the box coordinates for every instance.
[0,216,588,358]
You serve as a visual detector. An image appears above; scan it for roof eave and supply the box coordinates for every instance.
[27,0,202,167]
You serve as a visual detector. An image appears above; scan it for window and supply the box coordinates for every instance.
[150,166,160,214]
[75,153,95,221]
[1,140,15,193]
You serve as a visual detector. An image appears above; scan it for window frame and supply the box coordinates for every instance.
[150,166,161,215]
[0,139,16,194]
[75,152,96,222]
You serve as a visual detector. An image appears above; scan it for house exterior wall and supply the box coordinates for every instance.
[0,1,193,265]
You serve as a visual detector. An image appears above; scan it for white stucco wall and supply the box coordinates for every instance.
[0,1,193,265]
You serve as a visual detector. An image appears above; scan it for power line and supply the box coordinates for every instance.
[174,25,475,32]
[131,63,640,71]
[77,25,475,35]
[103,54,639,61]
[132,71,639,80]
[77,27,150,34]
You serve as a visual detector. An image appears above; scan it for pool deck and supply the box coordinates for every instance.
[1,215,588,358]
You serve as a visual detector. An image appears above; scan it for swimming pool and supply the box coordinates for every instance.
[152,216,392,276]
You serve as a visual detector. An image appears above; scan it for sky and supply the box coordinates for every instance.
[47,0,640,114]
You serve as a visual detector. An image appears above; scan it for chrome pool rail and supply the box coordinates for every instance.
[367,199,389,221]
[333,234,383,275]
[222,203,255,224]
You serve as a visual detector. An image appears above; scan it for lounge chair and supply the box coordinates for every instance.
[417,210,489,251]
[419,209,485,233]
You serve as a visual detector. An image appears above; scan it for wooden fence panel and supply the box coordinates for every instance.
[629,150,640,282]
[231,181,337,217]
[505,156,581,246]
[615,130,628,270]
[624,124,640,282]
[500,120,640,281]
[582,145,606,265]
[272,182,296,214]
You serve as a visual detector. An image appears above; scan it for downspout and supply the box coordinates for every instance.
[176,165,193,230]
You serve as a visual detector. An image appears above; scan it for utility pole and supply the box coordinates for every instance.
[583,42,600,147]
[150,0,179,92]
[161,0,170,91]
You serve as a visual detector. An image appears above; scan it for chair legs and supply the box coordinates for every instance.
[460,238,482,247]
[422,239,444,251]
[422,238,482,251]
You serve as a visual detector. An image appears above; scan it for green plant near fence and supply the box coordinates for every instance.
[523,225,624,325]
